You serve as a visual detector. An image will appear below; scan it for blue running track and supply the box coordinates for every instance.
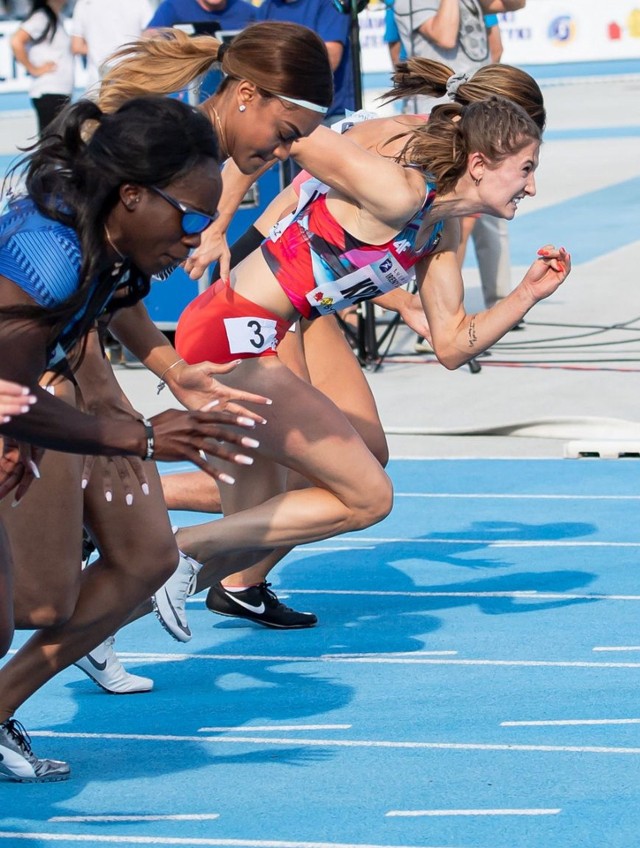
[3,458,640,848]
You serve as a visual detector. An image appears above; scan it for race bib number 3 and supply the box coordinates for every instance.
[224,317,278,354]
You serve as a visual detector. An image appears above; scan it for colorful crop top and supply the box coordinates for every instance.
[261,172,443,321]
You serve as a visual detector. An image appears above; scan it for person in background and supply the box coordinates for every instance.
[384,0,406,67]
[453,9,507,315]
[145,0,255,36]
[255,0,354,125]
[485,11,504,62]
[70,0,154,88]
[393,0,525,354]
[10,0,73,134]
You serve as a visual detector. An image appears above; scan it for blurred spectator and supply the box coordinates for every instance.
[255,0,355,123]
[384,0,405,66]
[145,0,255,35]
[70,0,154,86]
[484,11,503,62]
[10,0,73,134]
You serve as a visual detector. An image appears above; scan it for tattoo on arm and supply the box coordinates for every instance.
[468,315,478,348]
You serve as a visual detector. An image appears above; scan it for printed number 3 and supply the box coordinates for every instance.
[247,320,265,349]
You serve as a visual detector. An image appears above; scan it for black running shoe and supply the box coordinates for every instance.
[206,582,317,629]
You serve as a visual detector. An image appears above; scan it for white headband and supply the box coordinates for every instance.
[278,95,329,114]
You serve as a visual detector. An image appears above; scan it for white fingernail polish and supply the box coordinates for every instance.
[81,478,89,489]
[237,416,256,427]
[1,415,10,423]
[28,460,40,479]
[126,493,134,506]
[142,483,150,495]
[235,454,254,465]
[105,491,113,502]
[241,437,260,448]
[219,473,235,485]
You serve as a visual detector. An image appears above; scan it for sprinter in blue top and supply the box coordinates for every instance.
[0,94,263,784]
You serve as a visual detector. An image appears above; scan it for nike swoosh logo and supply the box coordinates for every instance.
[161,589,191,636]
[225,593,266,615]
[84,654,108,672]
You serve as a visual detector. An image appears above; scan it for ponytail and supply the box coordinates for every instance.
[381,57,546,132]
[99,22,333,115]
[99,28,223,113]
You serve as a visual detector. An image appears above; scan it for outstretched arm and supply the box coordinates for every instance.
[417,221,571,369]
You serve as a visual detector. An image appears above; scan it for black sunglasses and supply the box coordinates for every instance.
[149,186,218,235]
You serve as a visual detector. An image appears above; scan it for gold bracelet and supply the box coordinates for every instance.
[156,358,185,395]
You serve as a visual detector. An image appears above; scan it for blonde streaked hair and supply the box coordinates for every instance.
[99,22,333,115]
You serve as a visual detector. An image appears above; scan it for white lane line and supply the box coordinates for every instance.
[501,718,640,727]
[49,815,220,823]
[110,652,640,669]
[395,493,640,500]
[0,833,463,848]
[297,538,640,548]
[255,590,640,601]
[593,646,640,652]
[386,808,561,817]
[28,731,640,755]
[198,725,351,732]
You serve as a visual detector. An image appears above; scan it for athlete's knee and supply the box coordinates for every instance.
[17,601,76,629]
[347,471,393,531]
[13,576,82,628]
[132,532,180,596]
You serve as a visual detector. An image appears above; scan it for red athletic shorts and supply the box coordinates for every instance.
[175,279,291,364]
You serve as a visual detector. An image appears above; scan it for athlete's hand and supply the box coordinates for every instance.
[183,221,230,282]
[0,438,43,505]
[148,403,262,484]
[166,360,270,425]
[81,454,150,504]
[0,380,37,423]
[521,245,571,302]
[79,382,153,502]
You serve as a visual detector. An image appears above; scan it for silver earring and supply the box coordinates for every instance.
[474,177,481,186]
[239,104,246,112]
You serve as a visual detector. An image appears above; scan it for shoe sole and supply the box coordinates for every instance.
[74,665,152,695]
[152,595,192,643]
[206,607,317,629]
[0,767,70,783]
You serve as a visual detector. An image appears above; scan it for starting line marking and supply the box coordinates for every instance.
[28,730,640,756]
[49,815,220,823]
[198,725,351,733]
[0,834,463,848]
[501,718,640,727]
[385,808,561,817]
[110,652,640,669]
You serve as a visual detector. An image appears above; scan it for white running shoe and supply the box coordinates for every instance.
[152,550,202,642]
[74,636,153,694]
[0,718,70,782]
